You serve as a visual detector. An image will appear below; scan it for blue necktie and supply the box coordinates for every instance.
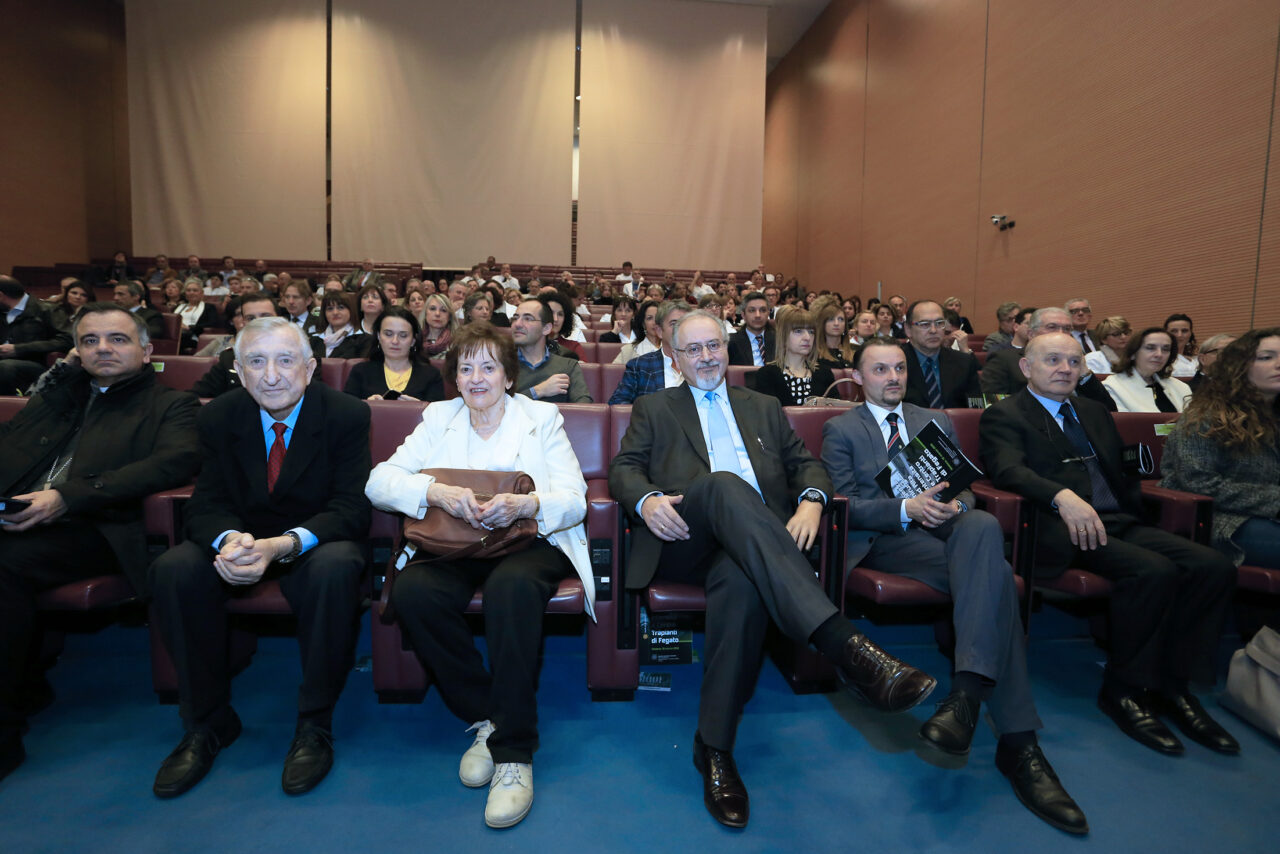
[704,391,761,498]
[1058,403,1120,513]
[923,356,943,408]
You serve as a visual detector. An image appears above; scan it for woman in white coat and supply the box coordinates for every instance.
[1102,327,1192,413]
[365,323,594,830]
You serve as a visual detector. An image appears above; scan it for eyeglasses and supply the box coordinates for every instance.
[1069,308,1092,315]
[911,320,948,330]
[673,340,724,358]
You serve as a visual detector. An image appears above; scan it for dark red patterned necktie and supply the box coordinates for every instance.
[266,422,287,492]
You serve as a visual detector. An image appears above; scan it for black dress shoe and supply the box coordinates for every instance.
[1153,692,1240,755]
[995,741,1089,835]
[282,723,334,795]
[920,689,980,755]
[835,633,937,713]
[0,734,25,784]
[692,737,748,828]
[153,709,242,799]
[1097,690,1183,755]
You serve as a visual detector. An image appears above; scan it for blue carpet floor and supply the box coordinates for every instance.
[1,611,1276,854]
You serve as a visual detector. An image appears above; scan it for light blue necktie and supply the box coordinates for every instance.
[704,390,762,498]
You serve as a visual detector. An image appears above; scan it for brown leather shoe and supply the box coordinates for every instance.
[835,633,937,712]
[692,737,748,828]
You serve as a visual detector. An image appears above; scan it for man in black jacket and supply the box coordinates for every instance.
[0,304,201,782]
[902,301,981,408]
[149,317,371,799]
[0,276,73,394]
[112,281,166,341]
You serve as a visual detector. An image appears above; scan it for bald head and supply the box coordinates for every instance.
[1020,333,1084,402]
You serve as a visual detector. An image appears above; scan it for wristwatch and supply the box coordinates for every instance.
[278,530,303,564]
[800,488,825,506]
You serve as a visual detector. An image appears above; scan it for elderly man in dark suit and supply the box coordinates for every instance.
[607,300,690,404]
[821,337,1086,835]
[0,304,200,782]
[981,308,1115,410]
[189,294,325,399]
[902,300,982,408]
[981,333,1238,758]
[148,317,371,799]
[608,311,935,829]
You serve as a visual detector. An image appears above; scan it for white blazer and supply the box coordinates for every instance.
[1103,370,1192,413]
[365,395,595,619]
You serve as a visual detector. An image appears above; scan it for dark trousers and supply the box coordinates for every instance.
[390,538,572,765]
[654,472,841,751]
[861,511,1041,735]
[148,539,364,729]
[0,522,120,738]
[1071,515,1237,689]
[0,359,44,396]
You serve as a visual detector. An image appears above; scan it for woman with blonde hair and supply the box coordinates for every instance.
[752,307,836,406]
[811,296,855,369]
[1086,316,1131,373]
[420,292,458,358]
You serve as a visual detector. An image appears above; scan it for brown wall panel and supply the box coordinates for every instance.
[1255,36,1280,329]
[763,59,803,278]
[0,0,129,273]
[976,0,1277,336]
[859,0,987,310]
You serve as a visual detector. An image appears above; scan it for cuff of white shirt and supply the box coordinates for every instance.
[636,491,663,517]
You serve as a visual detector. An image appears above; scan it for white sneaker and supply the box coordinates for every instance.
[485,762,533,828]
[459,720,495,787]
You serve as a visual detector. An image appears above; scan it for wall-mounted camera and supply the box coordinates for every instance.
[991,214,1015,231]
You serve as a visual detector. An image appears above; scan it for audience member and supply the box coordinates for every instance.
[355,284,389,337]
[873,303,897,338]
[0,304,200,783]
[112,281,166,341]
[612,299,662,364]
[314,292,369,359]
[144,254,174,286]
[981,333,1238,757]
[598,296,637,345]
[0,276,74,395]
[1064,298,1099,354]
[822,337,1086,833]
[159,279,183,312]
[180,255,207,282]
[538,291,585,360]
[902,300,981,409]
[420,293,457,358]
[1085,316,1131,374]
[607,310,935,829]
[343,258,382,292]
[365,323,594,828]
[192,295,324,398]
[463,291,496,326]
[942,309,971,353]
[194,297,244,356]
[981,308,1115,409]
[511,300,591,403]
[941,297,974,334]
[174,279,219,348]
[1103,327,1191,413]
[983,301,1022,353]
[48,280,96,331]
[343,307,443,402]
[887,294,908,337]
[850,310,878,345]
[281,281,319,334]
[405,289,428,328]
[218,256,240,285]
[608,301,689,404]
[149,317,371,798]
[727,291,774,367]
[1162,328,1280,570]
[812,296,855,369]
[752,307,836,406]
[1164,313,1199,379]
[1187,332,1236,391]
[100,250,136,286]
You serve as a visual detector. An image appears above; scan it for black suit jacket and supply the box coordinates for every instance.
[184,383,371,550]
[979,388,1143,575]
[903,345,981,409]
[608,383,832,588]
[342,359,444,401]
[727,327,775,366]
[979,347,1117,410]
[0,364,200,592]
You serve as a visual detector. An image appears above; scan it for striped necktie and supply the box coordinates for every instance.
[922,356,943,408]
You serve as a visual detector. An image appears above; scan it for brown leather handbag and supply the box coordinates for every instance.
[379,468,538,624]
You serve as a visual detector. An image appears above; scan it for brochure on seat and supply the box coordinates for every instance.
[875,420,982,503]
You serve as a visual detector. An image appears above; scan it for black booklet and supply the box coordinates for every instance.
[875,420,982,503]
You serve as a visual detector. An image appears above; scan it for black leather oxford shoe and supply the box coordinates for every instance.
[920,689,980,755]
[836,633,937,713]
[1153,692,1240,755]
[995,742,1089,835]
[1097,690,1183,755]
[153,709,242,798]
[282,722,334,795]
[692,736,748,828]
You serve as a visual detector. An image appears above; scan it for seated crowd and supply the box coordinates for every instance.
[0,256,1276,837]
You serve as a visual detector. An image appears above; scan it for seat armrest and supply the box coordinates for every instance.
[1141,482,1213,543]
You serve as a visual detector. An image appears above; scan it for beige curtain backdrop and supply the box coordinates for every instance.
[126,0,328,259]
[330,0,576,267]
[577,0,766,271]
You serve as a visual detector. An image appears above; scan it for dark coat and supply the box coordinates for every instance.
[727,327,775,366]
[1,298,72,363]
[903,345,981,409]
[342,359,444,401]
[183,383,371,550]
[0,364,201,592]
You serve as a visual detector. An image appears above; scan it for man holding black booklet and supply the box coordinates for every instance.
[820,337,1087,835]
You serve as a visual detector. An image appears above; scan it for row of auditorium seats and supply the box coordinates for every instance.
[4,394,1273,707]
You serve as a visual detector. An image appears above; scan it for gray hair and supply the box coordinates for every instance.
[1063,297,1091,310]
[995,300,1021,321]
[183,277,203,288]
[671,310,726,349]
[1199,333,1237,354]
[1029,306,1071,335]
[656,300,692,328]
[233,317,312,366]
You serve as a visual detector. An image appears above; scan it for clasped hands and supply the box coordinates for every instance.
[426,483,537,530]
[214,533,293,585]
[904,482,962,529]
[641,493,823,551]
